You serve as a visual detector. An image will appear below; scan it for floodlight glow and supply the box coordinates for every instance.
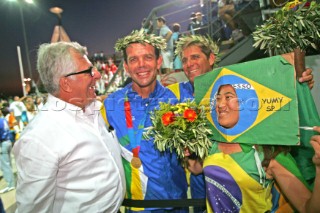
[24,0,34,4]
[50,7,63,15]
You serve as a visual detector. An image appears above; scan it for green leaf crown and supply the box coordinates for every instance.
[114,29,167,52]
[175,35,220,64]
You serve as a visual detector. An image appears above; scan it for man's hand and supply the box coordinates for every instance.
[299,68,314,89]
[183,148,203,175]
[311,126,320,167]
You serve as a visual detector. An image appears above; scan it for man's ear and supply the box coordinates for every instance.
[123,61,131,76]
[209,53,216,67]
[59,77,72,93]
[157,56,163,70]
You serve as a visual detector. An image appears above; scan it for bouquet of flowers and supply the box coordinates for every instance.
[144,101,212,161]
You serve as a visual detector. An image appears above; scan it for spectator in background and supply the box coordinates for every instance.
[97,60,106,73]
[141,17,154,34]
[24,96,37,123]
[187,12,197,35]
[193,12,207,35]
[106,57,118,74]
[188,12,206,36]
[218,0,244,41]
[13,41,125,212]
[0,106,15,194]
[93,51,106,62]
[35,96,44,112]
[1,102,18,142]
[95,71,107,95]
[218,0,261,41]
[157,16,174,74]
[108,68,114,81]
[172,23,183,72]
[9,96,26,130]
[203,0,225,41]
[233,0,261,36]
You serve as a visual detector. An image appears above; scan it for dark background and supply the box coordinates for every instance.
[0,0,196,97]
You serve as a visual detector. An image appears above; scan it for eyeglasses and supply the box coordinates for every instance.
[64,66,94,77]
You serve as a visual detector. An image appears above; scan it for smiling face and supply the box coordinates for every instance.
[182,45,215,85]
[215,84,239,129]
[123,43,162,97]
[64,50,101,108]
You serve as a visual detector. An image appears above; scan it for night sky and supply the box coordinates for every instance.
[0,0,201,97]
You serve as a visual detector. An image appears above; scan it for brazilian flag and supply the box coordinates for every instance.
[194,54,320,184]
[195,55,300,145]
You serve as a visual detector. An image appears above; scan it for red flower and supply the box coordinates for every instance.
[183,108,197,122]
[162,111,175,126]
[304,1,310,7]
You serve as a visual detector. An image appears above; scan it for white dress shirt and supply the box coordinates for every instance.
[13,94,125,213]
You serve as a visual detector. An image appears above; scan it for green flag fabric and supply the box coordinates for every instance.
[291,82,320,184]
[195,55,300,145]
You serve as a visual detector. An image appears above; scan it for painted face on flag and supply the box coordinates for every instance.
[211,75,258,137]
[215,84,239,129]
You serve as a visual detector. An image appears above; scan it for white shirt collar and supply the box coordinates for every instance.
[46,94,101,119]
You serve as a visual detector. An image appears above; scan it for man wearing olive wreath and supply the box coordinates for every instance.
[101,30,188,213]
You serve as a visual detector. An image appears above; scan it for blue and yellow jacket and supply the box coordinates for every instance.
[101,81,188,211]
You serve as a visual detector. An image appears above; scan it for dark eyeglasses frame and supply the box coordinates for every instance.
[64,66,94,77]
